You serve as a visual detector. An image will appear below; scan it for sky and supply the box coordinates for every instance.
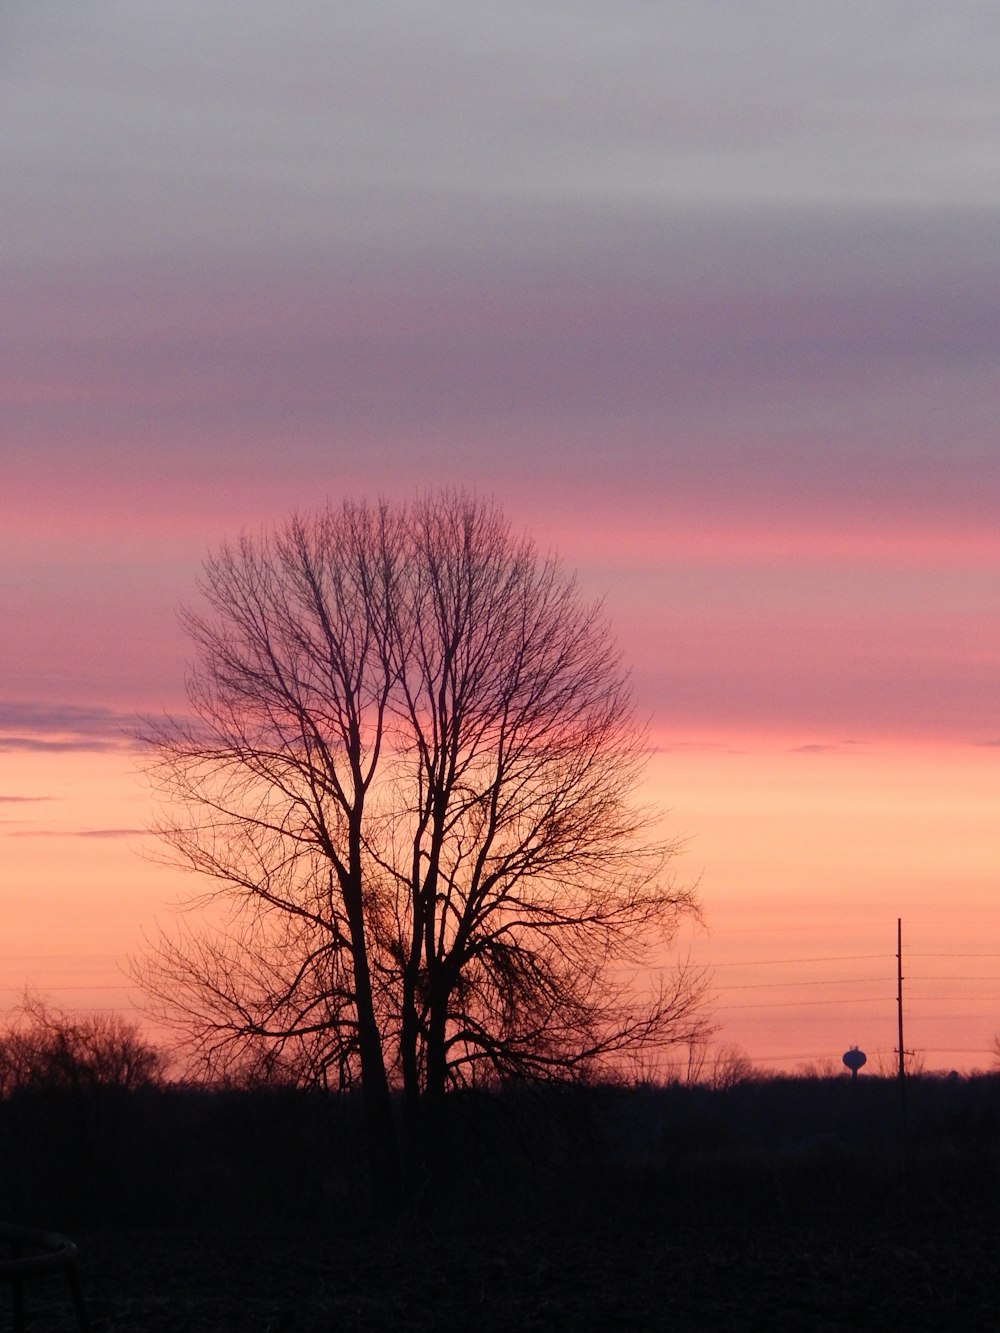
[2,2,999,1074]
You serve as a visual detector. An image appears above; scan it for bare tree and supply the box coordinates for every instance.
[0,994,165,1095]
[137,493,708,1201]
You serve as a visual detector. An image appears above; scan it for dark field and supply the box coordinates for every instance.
[4,1076,999,1331]
[53,1220,997,1332]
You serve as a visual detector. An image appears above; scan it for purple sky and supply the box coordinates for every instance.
[4,3,999,743]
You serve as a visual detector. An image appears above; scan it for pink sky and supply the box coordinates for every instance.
[2,3,999,1073]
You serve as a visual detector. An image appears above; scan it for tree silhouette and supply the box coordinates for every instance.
[0,994,164,1095]
[138,493,707,1202]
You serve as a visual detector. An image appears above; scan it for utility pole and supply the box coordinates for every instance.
[895,917,909,1169]
[896,917,906,1101]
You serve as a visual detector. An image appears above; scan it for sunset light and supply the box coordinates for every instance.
[5,9,1000,1324]
[4,1,999,1081]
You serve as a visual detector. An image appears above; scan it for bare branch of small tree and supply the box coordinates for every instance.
[0,993,165,1096]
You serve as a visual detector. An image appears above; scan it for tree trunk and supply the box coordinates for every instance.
[406,984,449,1201]
[424,984,449,1111]
[355,986,399,1211]
[342,871,400,1211]
[400,984,421,1124]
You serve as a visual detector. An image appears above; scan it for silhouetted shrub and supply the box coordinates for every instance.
[0,995,165,1095]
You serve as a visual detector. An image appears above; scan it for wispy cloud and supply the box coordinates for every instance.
[0,738,126,754]
[791,741,866,755]
[647,739,738,755]
[7,827,148,840]
[0,701,140,753]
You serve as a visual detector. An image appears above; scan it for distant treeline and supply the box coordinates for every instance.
[2,1032,999,1234]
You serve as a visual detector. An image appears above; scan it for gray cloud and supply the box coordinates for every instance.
[7,827,147,839]
[0,738,125,754]
[4,2,999,266]
[0,702,141,753]
[7,206,999,532]
[4,2,999,542]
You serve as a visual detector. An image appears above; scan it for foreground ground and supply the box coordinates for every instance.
[11,1218,995,1332]
[5,1076,1000,1330]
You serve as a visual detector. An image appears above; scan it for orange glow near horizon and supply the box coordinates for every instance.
[649,736,1000,1072]
[3,732,997,1076]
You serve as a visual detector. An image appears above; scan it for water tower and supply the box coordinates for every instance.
[842,1046,866,1080]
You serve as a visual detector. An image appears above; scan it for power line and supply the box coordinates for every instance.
[908,976,1000,983]
[0,955,122,962]
[910,953,1000,959]
[715,996,893,1011]
[713,977,886,991]
[706,953,890,968]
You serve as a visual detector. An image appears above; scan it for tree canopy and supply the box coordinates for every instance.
[139,493,707,1195]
